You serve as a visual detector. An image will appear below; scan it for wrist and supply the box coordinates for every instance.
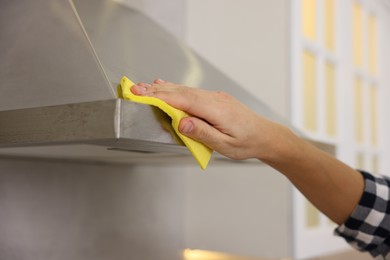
[257,124,304,166]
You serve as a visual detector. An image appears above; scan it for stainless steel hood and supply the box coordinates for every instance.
[0,0,331,164]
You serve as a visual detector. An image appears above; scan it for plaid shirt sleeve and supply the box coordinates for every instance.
[335,171,390,259]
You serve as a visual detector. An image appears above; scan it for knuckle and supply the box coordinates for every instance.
[197,126,211,141]
[215,91,233,101]
[178,87,194,110]
[224,138,249,160]
[181,86,195,98]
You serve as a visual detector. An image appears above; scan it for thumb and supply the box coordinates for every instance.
[179,117,225,150]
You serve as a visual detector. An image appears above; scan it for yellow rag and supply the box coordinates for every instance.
[120,76,212,170]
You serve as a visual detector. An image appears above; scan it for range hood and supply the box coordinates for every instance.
[0,0,332,164]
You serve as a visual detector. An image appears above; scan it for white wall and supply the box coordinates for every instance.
[184,163,291,258]
[185,0,290,118]
[379,5,390,174]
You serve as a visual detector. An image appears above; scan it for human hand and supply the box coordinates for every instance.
[132,80,366,227]
[131,79,294,161]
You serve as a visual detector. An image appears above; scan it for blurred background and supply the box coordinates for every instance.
[1,0,389,259]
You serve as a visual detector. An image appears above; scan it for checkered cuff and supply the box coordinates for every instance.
[335,171,390,259]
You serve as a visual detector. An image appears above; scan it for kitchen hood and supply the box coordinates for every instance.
[0,0,333,165]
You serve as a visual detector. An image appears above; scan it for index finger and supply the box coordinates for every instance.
[132,80,232,125]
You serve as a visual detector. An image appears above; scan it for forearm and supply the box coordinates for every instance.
[261,126,364,225]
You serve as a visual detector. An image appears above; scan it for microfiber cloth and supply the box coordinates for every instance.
[120,76,213,170]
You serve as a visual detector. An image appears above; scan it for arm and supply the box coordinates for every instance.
[131,79,364,225]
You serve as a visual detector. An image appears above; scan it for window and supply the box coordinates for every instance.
[351,2,380,173]
[291,0,383,258]
[293,0,339,143]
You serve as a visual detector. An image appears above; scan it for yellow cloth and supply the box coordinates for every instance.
[120,76,212,170]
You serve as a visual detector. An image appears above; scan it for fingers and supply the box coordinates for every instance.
[131,79,235,126]
[179,116,259,160]
[131,82,151,95]
[154,79,166,84]
[179,117,230,152]
[130,80,230,150]
[129,78,268,160]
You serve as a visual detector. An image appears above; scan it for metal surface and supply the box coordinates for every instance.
[0,99,192,163]
[0,0,114,111]
[0,100,118,146]
[0,0,297,161]
[0,99,180,148]
[0,159,187,260]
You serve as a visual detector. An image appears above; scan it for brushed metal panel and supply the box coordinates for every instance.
[0,100,118,147]
[0,99,186,148]
[0,98,194,162]
[0,0,114,111]
[0,159,186,260]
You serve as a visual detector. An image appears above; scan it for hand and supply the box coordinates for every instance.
[131,79,365,225]
[131,79,295,161]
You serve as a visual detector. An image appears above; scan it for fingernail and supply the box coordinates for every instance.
[132,84,147,94]
[137,83,151,88]
[180,120,194,134]
[156,79,165,83]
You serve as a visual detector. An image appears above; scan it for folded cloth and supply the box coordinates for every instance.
[120,76,212,170]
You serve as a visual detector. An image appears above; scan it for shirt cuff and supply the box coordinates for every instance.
[334,171,390,258]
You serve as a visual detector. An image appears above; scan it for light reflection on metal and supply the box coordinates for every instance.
[179,45,204,87]
[183,249,232,260]
[182,249,277,260]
